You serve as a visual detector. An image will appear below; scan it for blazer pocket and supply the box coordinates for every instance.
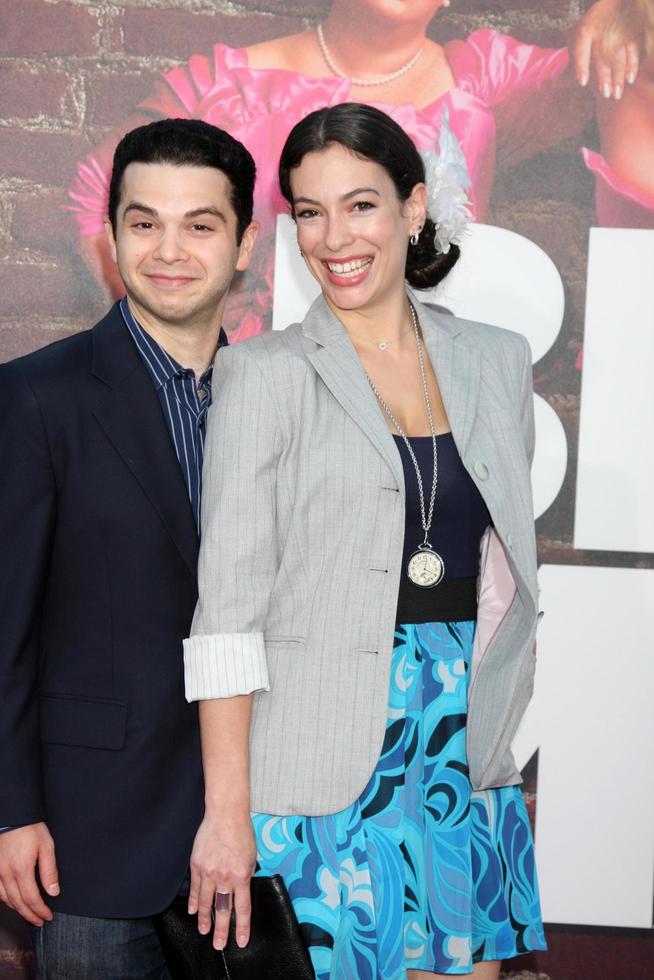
[40,694,127,751]
[263,635,306,646]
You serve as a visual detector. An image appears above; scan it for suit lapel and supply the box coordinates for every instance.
[416,299,533,599]
[415,297,480,459]
[90,307,199,578]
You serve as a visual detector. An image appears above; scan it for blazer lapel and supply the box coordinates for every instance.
[302,298,404,489]
[413,294,480,460]
[90,307,199,578]
[416,298,534,601]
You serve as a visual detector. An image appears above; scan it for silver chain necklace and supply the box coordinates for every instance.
[367,304,445,588]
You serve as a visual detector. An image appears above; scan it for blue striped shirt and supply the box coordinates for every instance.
[120,298,227,531]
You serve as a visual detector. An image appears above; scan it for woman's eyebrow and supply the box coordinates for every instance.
[293,187,381,206]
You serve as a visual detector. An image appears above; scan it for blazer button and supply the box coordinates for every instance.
[474,461,489,480]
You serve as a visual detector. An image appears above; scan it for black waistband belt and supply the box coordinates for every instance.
[395,575,478,625]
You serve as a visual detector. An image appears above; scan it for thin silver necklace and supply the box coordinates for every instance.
[367,303,445,588]
[349,323,413,352]
[317,24,424,87]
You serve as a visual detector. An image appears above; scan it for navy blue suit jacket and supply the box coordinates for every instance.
[0,304,205,917]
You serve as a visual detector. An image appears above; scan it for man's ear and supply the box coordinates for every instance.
[235,220,260,273]
[104,217,118,264]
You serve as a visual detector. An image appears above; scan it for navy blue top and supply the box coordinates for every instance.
[393,434,492,624]
[394,434,491,579]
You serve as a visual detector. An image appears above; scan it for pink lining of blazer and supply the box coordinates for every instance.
[472,526,517,683]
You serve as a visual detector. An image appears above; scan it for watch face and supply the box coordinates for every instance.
[407,549,444,588]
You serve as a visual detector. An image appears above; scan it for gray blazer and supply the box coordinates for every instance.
[185,290,539,815]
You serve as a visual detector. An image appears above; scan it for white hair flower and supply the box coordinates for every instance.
[419,109,472,255]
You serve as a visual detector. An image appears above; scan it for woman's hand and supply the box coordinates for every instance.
[573,0,640,98]
[187,808,257,950]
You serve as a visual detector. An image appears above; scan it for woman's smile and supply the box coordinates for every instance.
[322,255,374,284]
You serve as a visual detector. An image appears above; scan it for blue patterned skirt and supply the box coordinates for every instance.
[252,620,546,978]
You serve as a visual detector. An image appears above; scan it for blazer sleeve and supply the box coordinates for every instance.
[183,344,282,701]
[518,335,536,468]
[0,362,57,826]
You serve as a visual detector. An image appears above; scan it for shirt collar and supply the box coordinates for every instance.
[119,297,225,391]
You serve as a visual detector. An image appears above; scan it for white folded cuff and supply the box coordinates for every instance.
[183,632,270,701]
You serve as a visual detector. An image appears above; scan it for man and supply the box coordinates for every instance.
[0,118,258,976]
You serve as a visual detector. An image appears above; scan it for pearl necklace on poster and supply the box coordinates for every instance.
[316,24,424,87]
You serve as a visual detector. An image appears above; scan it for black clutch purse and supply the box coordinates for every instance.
[154,875,315,980]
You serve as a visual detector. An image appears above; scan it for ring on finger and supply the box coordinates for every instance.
[214,891,230,913]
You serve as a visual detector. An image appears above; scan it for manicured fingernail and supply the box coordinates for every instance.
[627,71,636,84]
[213,940,224,951]
[46,883,60,895]
[614,85,622,99]
[237,934,247,948]
[602,82,611,98]
[580,72,588,87]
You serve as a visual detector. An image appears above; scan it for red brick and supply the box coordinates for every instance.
[0,67,70,121]
[0,319,81,363]
[522,27,571,47]
[433,12,568,46]
[11,189,75,252]
[0,1,98,57]
[122,9,305,60]
[237,0,327,15]
[0,260,102,319]
[87,70,159,130]
[240,0,567,18]
[0,129,90,186]
[440,0,570,12]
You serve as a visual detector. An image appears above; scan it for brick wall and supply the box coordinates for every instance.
[0,0,316,361]
[0,0,587,362]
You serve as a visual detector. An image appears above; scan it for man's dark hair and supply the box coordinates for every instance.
[108,118,256,243]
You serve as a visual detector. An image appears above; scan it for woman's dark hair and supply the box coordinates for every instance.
[278,103,460,290]
[108,118,256,243]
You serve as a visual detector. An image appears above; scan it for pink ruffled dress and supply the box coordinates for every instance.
[582,147,654,227]
[69,29,582,338]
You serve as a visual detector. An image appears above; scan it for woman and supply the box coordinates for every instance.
[68,0,634,337]
[183,103,544,979]
[583,0,654,226]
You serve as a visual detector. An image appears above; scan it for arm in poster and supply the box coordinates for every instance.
[585,0,654,223]
[455,0,641,170]
[572,0,641,94]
